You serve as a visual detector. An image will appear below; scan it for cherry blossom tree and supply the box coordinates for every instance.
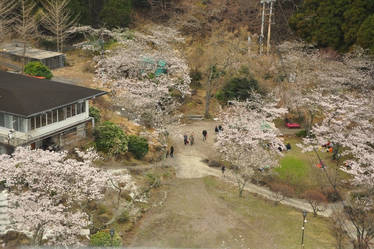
[0,147,137,246]
[297,92,374,249]
[73,25,191,128]
[216,94,287,196]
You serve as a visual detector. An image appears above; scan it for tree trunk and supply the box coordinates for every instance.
[204,66,214,119]
[22,42,26,74]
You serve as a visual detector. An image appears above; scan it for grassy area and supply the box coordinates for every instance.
[270,136,352,195]
[204,176,337,249]
[275,155,311,186]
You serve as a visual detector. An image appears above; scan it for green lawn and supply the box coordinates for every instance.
[272,136,352,194]
[204,176,337,249]
[275,155,311,186]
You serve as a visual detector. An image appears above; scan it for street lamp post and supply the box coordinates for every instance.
[301,210,307,249]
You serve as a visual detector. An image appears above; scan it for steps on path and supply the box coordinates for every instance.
[186,115,204,120]
[0,190,10,235]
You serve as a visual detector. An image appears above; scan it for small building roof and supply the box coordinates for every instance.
[0,71,107,117]
[0,43,63,60]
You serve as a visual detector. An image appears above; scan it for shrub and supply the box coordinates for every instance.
[132,0,150,8]
[357,14,374,53]
[145,173,161,188]
[216,77,260,104]
[296,129,307,138]
[289,0,374,52]
[268,182,295,198]
[323,187,342,202]
[100,0,132,28]
[117,210,130,223]
[89,106,101,124]
[24,61,53,79]
[128,135,148,159]
[190,69,202,89]
[90,230,122,247]
[94,121,128,157]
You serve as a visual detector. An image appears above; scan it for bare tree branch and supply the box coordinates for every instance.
[13,0,38,73]
[0,0,17,41]
[41,0,78,52]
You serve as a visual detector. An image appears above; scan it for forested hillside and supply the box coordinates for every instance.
[290,0,374,53]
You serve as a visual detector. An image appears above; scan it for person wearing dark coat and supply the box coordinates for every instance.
[221,166,225,176]
[215,126,219,134]
[170,146,174,158]
[218,125,223,131]
[286,143,291,150]
[202,130,207,141]
[184,135,188,145]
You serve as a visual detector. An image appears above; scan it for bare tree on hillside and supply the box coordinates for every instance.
[201,29,248,118]
[0,0,17,41]
[14,0,37,73]
[41,0,78,52]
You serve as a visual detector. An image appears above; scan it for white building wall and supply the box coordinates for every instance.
[0,100,90,147]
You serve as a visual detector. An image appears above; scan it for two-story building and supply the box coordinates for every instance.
[0,71,106,154]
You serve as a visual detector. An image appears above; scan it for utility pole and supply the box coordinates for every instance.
[266,0,274,55]
[259,0,266,55]
[259,0,276,55]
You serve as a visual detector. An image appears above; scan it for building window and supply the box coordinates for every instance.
[58,108,66,121]
[41,114,47,126]
[47,112,52,124]
[36,115,41,128]
[72,104,76,116]
[67,105,72,118]
[77,102,85,114]
[12,116,25,132]
[13,117,19,131]
[0,113,4,127]
[30,117,35,130]
[53,110,58,123]
[4,114,12,129]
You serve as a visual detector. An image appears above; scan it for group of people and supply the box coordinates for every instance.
[166,145,174,158]
[166,125,224,159]
[184,133,195,146]
[214,125,223,134]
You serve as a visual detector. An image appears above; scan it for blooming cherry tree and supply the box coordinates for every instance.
[0,147,137,245]
[216,94,287,196]
[300,93,374,189]
[73,25,191,128]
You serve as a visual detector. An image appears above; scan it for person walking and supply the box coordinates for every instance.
[189,134,194,146]
[221,165,225,177]
[202,130,207,141]
[184,134,189,145]
[170,146,174,158]
[218,125,223,131]
[166,149,169,158]
[215,126,219,134]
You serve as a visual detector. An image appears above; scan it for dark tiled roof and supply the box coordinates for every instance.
[0,71,106,117]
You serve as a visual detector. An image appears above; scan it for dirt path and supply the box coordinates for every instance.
[129,178,257,248]
[128,120,352,247]
[165,120,220,178]
[163,120,337,217]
